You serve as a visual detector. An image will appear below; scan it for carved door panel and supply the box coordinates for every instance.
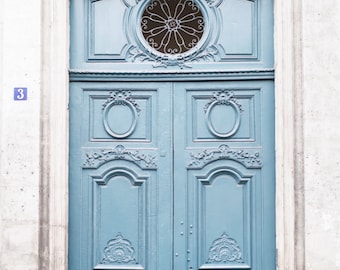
[69,0,275,269]
[68,80,275,270]
[71,0,274,70]
[69,82,173,270]
[173,81,275,270]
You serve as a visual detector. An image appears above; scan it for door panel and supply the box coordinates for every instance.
[69,82,173,270]
[69,80,275,270]
[70,0,273,70]
[173,81,275,269]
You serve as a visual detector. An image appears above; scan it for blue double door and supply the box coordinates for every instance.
[69,79,275,270]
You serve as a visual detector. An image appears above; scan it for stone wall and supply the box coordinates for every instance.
[0,1,41,269]
[303,1,340,269]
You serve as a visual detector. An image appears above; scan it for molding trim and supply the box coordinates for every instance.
[69,69,275,82]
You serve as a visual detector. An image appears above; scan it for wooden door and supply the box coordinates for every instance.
[69,0,275,269]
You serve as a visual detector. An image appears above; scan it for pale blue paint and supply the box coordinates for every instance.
[69,0,275,269]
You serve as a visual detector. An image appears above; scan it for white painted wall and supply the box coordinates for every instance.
[0,0,339,269]
[0,1,41,269]
[303,1,340,269]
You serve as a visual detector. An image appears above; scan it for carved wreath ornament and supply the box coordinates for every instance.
[102,90,141,139]
[204,91,244,138]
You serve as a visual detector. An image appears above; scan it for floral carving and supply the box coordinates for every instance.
[192,45,219,62]
[203,91,243,113]
[83,145,157,169]
[128,45,179,68]
[101,233,137,264]
[207,232,243,263]
[204,0,223,7]
[128,45,155,62]
[188,144,262,169]
[102,90,141,116]
[128,45,216,68]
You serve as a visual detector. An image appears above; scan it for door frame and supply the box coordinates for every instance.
[39,0,304,269]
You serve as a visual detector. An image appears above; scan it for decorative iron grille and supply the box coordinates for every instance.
[141,0,205,55]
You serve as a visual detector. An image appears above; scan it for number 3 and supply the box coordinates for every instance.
[16,88,24,100]
[14,87,27,100]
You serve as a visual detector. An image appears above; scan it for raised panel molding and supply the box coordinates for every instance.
[88,0,130,60]
[189,89,251,141]
[193,167,252,269]
[183,83,264,145]
[86,0,259,67]
[92,168,149,269]
[86,89,155,142]
[218,0,258,59]
[197,166,251,186]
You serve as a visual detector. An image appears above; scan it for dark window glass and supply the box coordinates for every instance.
[141,0,205,55]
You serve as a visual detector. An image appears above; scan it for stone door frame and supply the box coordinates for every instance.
[39,0,304,269]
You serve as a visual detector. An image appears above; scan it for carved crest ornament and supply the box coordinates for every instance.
[102,90,141,115]
[102,90,141,138]
[204,91,244,138]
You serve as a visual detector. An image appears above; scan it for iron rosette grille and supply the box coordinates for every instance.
[124,0,221,68]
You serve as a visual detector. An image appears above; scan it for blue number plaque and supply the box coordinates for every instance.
[14,87,28,100]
